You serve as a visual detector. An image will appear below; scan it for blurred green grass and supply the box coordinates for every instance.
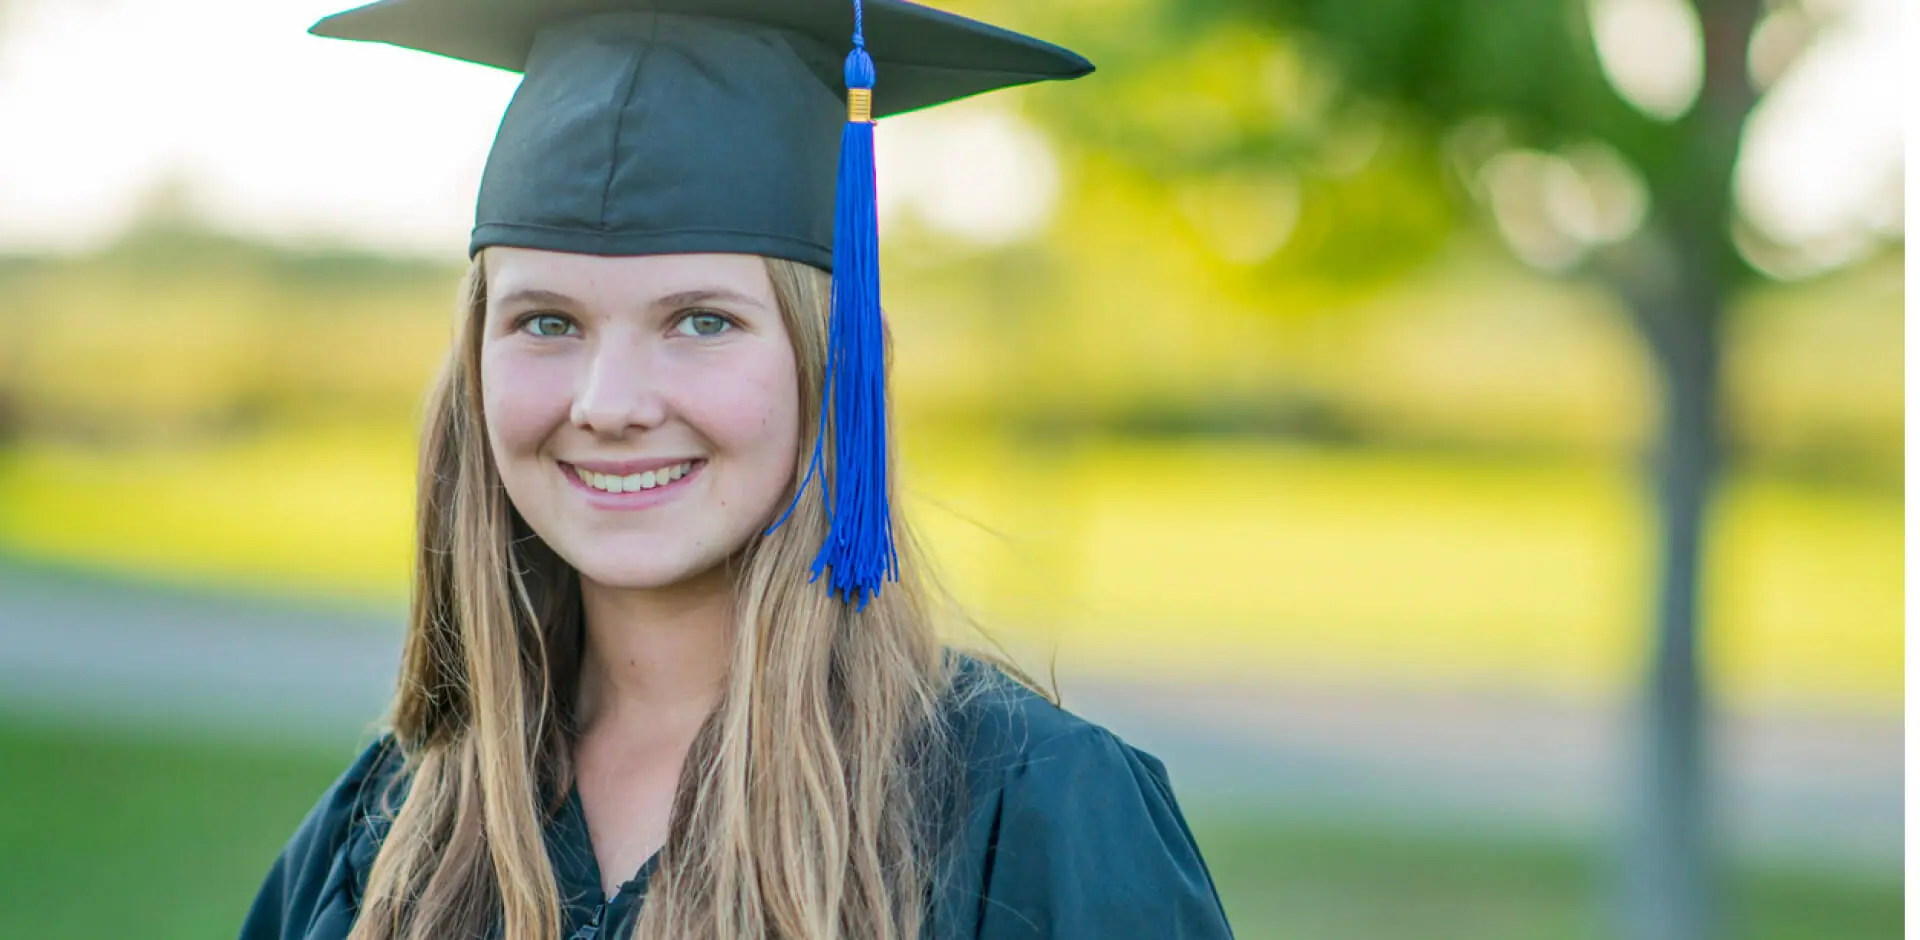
[0,718,1896,940]
[1193,811,1901,940]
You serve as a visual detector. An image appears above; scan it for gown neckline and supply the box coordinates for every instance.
[561,780,665,902]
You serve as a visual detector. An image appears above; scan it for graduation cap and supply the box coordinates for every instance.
[309,1,1093,608]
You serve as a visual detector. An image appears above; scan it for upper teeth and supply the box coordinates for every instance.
[574,461,694,493]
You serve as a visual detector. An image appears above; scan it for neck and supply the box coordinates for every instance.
[575,566,733,735]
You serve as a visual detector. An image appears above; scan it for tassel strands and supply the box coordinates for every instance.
[767,0,899,609]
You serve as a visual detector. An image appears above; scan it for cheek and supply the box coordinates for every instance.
[689,347,799,456]
[480,347,573,454]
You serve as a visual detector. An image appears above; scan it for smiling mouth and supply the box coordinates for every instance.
[564,460,704,494]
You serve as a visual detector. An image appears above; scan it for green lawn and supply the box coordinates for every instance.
[0,718,1897,940]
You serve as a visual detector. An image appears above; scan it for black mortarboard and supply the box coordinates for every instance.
[309,0,1091,267]
[310,0,1091,607]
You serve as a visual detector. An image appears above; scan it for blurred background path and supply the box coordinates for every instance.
[4,555,1895,873]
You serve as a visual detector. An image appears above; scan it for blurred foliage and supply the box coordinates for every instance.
[958,0,1844,286]
[0,717,1898,940]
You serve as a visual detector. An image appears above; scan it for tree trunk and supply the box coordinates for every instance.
[1616,253,1725,940]
[1608,4,1759,936]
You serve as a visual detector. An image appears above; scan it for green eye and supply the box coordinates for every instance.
[522,314,577,337]
[677,311,733,337]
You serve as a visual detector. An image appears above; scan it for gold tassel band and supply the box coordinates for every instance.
[847,88,873,123]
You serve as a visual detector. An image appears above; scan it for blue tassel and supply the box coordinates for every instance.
[765,2,897,609]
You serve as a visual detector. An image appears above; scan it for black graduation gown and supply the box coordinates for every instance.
[238,658,1236,940]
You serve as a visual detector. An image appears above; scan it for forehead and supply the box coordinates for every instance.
[484,248,775,305]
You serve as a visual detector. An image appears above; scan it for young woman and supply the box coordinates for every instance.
[241,2,1236,939]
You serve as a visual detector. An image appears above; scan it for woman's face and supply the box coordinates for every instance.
[480,248,800,593]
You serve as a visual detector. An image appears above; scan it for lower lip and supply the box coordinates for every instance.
[562,460,705,511]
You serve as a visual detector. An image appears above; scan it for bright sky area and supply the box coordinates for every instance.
[0,0,1901,262]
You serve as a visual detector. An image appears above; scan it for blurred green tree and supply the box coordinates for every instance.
[952,1,1890,938]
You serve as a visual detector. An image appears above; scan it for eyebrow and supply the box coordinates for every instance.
[657,288,767,310]
[491,286,768,312]
[493,287,577,310]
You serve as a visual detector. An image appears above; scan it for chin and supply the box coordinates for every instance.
[535,520,761,594]
[568,553,728,593]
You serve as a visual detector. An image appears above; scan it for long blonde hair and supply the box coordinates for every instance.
[348,253,967,940]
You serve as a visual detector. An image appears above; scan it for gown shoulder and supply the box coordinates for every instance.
[939,654,1237,939]
[237,733,403,940]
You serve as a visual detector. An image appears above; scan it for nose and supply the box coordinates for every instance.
[570,331,668,436]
